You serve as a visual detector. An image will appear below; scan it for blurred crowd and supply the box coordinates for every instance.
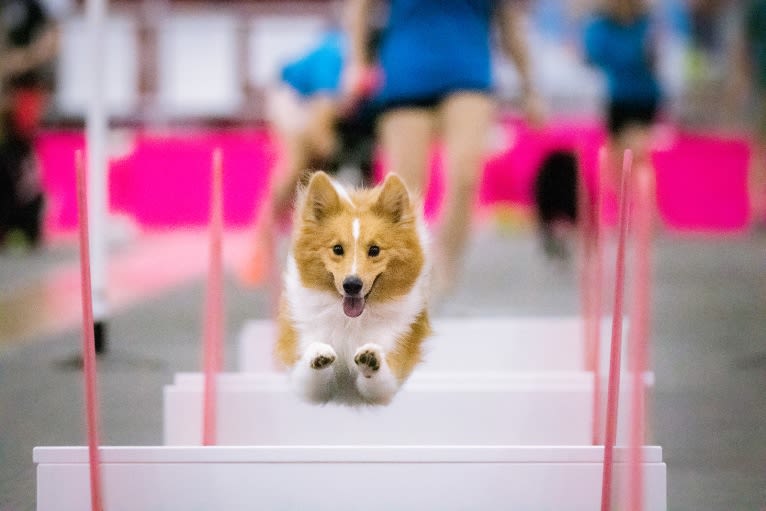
[2,0,766,261]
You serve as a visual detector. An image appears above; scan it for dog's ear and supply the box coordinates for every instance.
[303,171,341,222]
[373,173,411,223]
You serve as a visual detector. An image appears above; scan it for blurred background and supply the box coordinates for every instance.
[1,1,765,511]
[3,0,760,236]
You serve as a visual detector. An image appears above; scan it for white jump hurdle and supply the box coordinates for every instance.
[35,445,666,511]
[237,317,627,373]
[163,372,652,446]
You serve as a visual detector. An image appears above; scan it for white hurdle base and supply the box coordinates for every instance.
[164,372,652,446]
[35,446,666,511]
[237,317,627,373]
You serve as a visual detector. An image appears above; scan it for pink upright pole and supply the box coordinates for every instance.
[202,148,224,446]
[589,147,607,445]
[578,149,593,370]
[628,166,655,511]
[600,149,633,511]
[75,150,104,511]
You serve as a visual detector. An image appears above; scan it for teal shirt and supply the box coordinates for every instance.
[584,12,661,105]
[377,0,495,104]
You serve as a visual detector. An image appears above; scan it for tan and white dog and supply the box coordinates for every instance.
[275,171,431,406]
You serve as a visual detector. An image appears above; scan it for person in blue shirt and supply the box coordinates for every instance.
[584,0,662,192]
[345,0,545,294]
[241,28,379,286]
[0,0,58,249]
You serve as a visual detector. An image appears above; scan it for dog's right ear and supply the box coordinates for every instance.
[303,171,340,222]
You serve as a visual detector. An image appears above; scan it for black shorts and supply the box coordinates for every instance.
[607,100,659,136]
[380,89,492,114]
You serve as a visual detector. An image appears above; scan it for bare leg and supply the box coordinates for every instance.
[378,108,436,196]
[435,92,495,292]
[242,97,337,287]
[240,132,310,287]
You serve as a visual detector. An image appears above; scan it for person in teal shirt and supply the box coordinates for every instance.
[241,29,379,286]
[583,0,662,202]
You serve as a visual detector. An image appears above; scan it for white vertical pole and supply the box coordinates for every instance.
[85,0,109,353]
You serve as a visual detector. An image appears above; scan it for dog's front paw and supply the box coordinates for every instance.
[354,344,382,378]
[306,343,336,370]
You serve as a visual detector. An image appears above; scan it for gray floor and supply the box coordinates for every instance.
[1,226,765,510]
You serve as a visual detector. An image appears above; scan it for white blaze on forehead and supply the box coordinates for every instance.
[351,217,360,273]
[331,180,355,207]
[352,218,360,240]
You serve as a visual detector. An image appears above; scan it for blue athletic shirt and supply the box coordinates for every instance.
[584,13,662,105]
[377,0,495,105]
[281,31,345,98]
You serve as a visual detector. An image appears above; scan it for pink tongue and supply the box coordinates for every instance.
[343,296,365,317]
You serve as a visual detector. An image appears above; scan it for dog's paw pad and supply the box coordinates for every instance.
[354,346,381,377]
[310,353,335,370]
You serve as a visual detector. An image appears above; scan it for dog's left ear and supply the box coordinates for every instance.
[303,171,341,222]
[373,173,411,223]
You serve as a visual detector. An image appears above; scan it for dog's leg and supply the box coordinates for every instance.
[353,343,399,405]
[290,342,337,403]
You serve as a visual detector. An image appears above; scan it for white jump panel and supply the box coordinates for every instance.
[35,446,666,511]
[238,317,627,373]
[163,372,651,446]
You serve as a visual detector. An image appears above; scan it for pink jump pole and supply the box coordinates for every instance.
[588,147,608,445]
[577,147,594,372]
[600,149,633,511]
[75,150,104,511]
[202,148,225,446]
[628,166,655,511]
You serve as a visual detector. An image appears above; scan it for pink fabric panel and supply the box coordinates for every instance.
[35,122,752,234]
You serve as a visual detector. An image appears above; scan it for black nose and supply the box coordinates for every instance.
[343,276,363,295]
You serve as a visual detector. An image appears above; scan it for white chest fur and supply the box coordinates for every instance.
[283,256,427,371]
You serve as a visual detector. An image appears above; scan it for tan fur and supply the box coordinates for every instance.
[275,296,299,368]
[385,310,431,382]
[292,172,425,303]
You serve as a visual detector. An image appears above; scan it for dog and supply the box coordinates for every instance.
[275,171,431,406]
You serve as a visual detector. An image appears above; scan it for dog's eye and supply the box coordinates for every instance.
[332,244,344,256]
[368,245,380,257]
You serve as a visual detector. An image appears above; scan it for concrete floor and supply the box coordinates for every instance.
[1,225,765,510]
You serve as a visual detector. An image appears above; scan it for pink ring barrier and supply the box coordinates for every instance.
[202,149,225,446]
[600,150,633,511]
[75,150,104,511]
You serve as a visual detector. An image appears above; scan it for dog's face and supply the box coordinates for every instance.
[292,172,425,318]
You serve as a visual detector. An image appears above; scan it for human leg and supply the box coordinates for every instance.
[435,91,495,290]
[239,129,310,285]
[378,107,436,196]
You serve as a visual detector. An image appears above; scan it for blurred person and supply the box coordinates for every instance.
[583,0,662,197]
[240,27,380,286]
[0,0,58,249]
[733,0,766,228]
[344,0,545,295]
